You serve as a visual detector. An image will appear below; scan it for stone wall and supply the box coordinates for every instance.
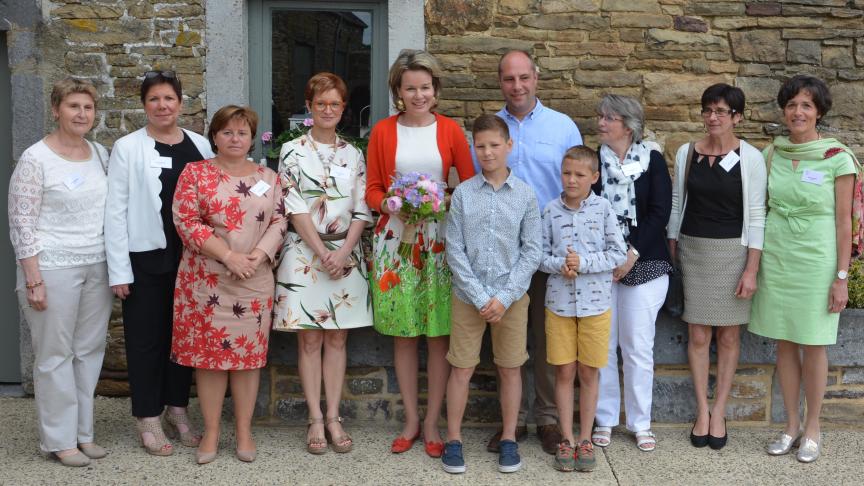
[425,0,864,162]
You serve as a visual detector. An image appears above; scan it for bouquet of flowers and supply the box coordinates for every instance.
[384,172,446,225]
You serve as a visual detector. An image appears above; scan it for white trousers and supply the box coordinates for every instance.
[595,275,668,432]
[17,262,112,452]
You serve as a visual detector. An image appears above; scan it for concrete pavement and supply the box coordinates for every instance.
[1,397,863,485]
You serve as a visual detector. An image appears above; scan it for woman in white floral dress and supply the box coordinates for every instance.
[273,73,373,454]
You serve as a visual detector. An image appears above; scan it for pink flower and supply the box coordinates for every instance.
[421,195,431,203]
[417,179,436,192]
[432,199,441,211]
[303,118,314,127]
[386,196,403,213]
[261,131,273,143]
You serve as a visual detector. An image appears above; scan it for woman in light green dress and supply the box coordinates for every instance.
[749,75,856,463]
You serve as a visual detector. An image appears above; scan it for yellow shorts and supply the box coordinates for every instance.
[447,293,529,369]
[545,309,611,368]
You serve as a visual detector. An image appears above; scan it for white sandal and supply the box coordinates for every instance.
[592,426,612,447]
[635,430,656,452]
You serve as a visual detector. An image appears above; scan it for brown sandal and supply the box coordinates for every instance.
[325,416,353,453]
[136,419,174,456]
[163,410,202,447]
[306,417,327,455]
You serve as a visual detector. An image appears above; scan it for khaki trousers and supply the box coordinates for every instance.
[18,262,112,452]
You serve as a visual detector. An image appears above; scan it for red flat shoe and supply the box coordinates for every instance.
[424,439,444,458]
[390,430,421,454]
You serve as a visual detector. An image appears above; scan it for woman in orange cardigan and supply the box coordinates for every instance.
[366,49,474,457]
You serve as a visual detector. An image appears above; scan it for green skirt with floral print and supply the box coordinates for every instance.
[370,217,451,337]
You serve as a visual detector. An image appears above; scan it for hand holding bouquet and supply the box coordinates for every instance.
[384,172,446,225]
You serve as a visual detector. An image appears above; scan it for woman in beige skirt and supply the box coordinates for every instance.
[667,84,766,450]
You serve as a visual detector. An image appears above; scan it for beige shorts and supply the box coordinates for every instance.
[446,293,530,369]
[545,309,611,368]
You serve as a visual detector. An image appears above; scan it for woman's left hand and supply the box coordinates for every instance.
[829,278,849,313]
[321,248,349,280]
[735,270,758,299]
[612,250,637,282]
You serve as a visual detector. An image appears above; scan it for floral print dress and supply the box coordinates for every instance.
[170,160,288,370]
[273,134,373,330]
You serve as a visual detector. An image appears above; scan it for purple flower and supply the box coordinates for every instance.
[386,196,403,212]
[303,118,314,127]
[261,131,273,143]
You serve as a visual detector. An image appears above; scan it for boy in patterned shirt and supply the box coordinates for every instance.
[443,114,542,475]
[539,146,627,472]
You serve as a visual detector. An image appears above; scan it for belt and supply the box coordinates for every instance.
[318,230,349,241]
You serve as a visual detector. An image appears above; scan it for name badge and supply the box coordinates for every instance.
[621,162,642,177]
[329,165,351,180]
[801,169,825,185]
[250,180,271,197]
[719,151,740,172]
[64,174,85,190]
[150,156,172,169]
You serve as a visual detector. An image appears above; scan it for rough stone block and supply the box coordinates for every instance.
[746,2,781,16]
[822,400,864,425]
[540,0,600,13]
[579,58,625,71]
[154,4,204,18]
[787,39,822,64]
[646,29,726,51]
[620,28,646,42]
[573,70,642,87]
[346,377,385,396]
[674,16,708,32]
[61,19,153,45]
[550,41,635,57]
[538,57,579,71]
[831,8,864,19]
[757,17,823,28]
[735,76,782,103]
[498,0,536,15]
[687,2,745,16]
[842,367,864,385]
[729,31,785,62]
[611,13,671,28]
[644,73,731,106]
[602,0,661,13]
[520,13,608,30]
[712,17,759,30]
[428,36,533,55]
[425,0,494,35]
[462,395,503,424]
[51,4,123,19]
[738,63,772,76]
[64,52,106,77]
[781,29,837,40]
[823,46,855,69]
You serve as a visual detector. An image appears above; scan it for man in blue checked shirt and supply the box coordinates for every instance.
[481,49,584,455]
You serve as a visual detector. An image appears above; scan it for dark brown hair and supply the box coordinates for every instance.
[207,105,259,153]
[471,114,510,141]
[562,145,599,172]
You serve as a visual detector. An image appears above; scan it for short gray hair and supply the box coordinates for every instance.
[597,94,644,142]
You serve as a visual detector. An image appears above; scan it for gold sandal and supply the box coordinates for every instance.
[325,416,353,453]
[136,419,174,456]
[307,417,327,455]
[163,410,202,447]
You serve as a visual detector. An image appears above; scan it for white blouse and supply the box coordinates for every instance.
[8,140,109,269]
[395,122,443,179]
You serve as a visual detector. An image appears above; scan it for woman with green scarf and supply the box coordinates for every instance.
[749,75,857,463]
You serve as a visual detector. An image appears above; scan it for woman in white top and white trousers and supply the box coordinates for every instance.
[8,78,112,467]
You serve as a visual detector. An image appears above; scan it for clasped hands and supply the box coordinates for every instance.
[561,246,580,279]
[224,248,269,280]
[318,248,351,280]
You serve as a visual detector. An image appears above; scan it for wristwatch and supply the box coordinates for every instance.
[629,247,640,258]
[837,270,848,280]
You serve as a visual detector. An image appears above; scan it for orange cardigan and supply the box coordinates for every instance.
[365,113,475,220]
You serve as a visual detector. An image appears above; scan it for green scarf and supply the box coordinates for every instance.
[772,135,853,162]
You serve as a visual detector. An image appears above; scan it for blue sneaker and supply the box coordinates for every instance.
[498,439,522,473]
[442,440,466,474]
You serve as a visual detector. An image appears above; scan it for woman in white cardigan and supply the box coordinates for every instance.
[667,83,766,450]
[104,71,213,456]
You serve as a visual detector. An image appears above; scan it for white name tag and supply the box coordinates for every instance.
[621,162,642,177]
[150,156,172,169]
[719,151,740,172]
[250,180,271,197]
[801,169,825,185]
[329,165,351,180]
[63,174,85,190]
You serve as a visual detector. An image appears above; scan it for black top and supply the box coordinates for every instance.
[680,149,744,239]
[129,132,205,274]
[592,149,673,284]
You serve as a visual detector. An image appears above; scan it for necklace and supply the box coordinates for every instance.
[147,126,183,146]
[306,132,339,174]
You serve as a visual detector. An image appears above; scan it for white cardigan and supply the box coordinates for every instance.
[104,127,214,286]
[667,140,767,249]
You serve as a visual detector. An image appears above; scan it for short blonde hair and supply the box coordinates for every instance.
[387,49,442,110]
[50,77,98,109]
[207,105,259,153]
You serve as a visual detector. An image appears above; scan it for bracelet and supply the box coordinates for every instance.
[25,280,43,289]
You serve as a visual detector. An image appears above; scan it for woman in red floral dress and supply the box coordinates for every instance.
[171,105,287,464]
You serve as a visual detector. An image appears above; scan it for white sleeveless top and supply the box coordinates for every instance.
[394,122,443,180]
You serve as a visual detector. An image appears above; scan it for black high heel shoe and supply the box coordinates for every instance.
[708,418,728,450]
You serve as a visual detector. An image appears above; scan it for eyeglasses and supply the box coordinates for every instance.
[701,108,735,118]
[313,101,344,112]
[144,70,176,79]
[596,113,622,123]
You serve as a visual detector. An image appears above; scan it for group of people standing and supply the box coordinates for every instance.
[9,45,855,473]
